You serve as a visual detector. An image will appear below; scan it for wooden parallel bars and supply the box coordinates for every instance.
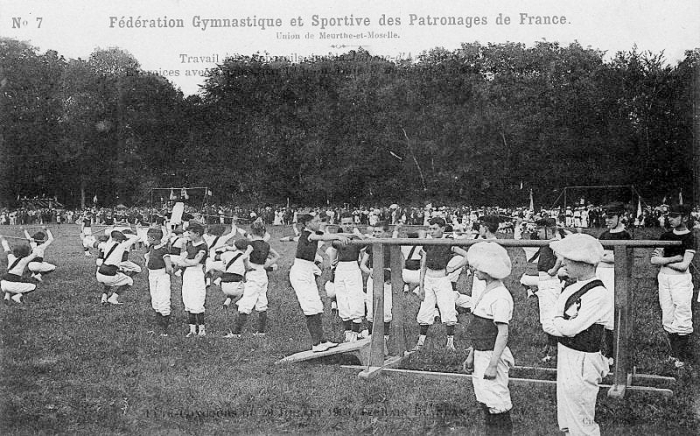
[347,238,681,398]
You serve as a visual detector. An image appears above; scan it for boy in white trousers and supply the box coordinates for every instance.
[463,241,514,435]
[542,234,612,435]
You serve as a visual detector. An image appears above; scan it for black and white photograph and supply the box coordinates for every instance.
[0,0,698,434]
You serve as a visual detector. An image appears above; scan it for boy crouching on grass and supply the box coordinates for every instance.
[145,228,173,336]
[0,236,39,304]
[463,241,514,435]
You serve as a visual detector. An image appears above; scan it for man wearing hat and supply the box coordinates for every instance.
[597,202,632,363]
[650,204,695,368]
[462,241,514,435]
[542,234,611,436]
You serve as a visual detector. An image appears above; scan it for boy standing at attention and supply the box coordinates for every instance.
[651,204,695,367]
[414,217,468,351]
[145,228,173,336]
[179,221,209,337]
[542,234,611,435]
[463,242,514,435]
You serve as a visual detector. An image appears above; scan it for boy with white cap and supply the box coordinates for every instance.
[542,233,611,436]
[650,204,695,367]
[462,241,514,435]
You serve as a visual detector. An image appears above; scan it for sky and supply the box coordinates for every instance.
[1,0,698,95]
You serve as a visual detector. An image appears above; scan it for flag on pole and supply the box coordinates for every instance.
[529,189,534,211]
[637,197,642,218]
[93,195,98,204]
[679,190,683,205]
[519,181,523,190]
[207,189,213,196]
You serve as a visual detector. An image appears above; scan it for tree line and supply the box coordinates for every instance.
[0,37,695,208]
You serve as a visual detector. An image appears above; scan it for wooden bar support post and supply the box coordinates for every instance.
[369,242,385,368]
[608,245,633,398]
[390,245,405,356]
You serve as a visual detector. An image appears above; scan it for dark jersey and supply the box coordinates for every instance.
[249,240,271,265]
[147,244,170,270]
[659,230,696,258]
[365,244,392,269]
[424,245,453,270]
[295,230,320,261]
[537,246,558,272]
[599,229,632,242]
[333,240,364,262]
[185,241,208,265]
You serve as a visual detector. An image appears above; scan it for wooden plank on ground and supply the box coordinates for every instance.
[276,339,371,364]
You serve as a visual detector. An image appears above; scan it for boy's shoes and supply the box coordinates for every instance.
[11,294,22,304]
[198,328,207,337]
[100,294,108,305]
[185,331,197,338]
[312,342,338,352]
[107,295,123,305]
[253,332,266,337]
[668,357,685,368]
[224,331,241,338]
[84,252,91,257]
[541,354,555,363]
[31,273,43,282]
[410,343,424,352]
[312,343,328,352]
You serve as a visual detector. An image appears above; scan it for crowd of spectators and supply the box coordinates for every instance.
[1,201,697,230]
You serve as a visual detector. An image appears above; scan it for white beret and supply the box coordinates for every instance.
[549,233,604,265]
[467,242,512,280]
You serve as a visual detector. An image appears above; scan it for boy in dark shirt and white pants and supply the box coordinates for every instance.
[651,204,695,367]
[145,228,173,336]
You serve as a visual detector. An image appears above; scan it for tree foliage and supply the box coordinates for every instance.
[0,38,695,207]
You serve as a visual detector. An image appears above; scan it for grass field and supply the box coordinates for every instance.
[0,224,698,435]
